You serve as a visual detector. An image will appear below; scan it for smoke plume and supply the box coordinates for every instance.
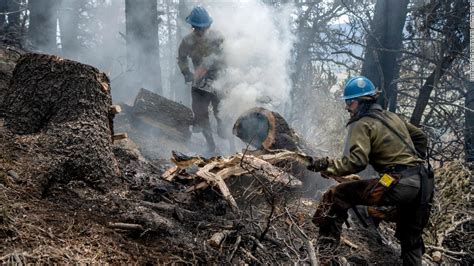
[209,1,295,124]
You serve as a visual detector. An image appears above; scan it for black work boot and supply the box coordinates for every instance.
[317,218,343,255]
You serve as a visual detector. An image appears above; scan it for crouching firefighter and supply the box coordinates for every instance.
[177,6,226,155]
[307,76,434,265]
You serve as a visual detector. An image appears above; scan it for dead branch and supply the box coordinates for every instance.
[247,235,267,252]
[426,245,468,256]
[285,207,318,266]
[341,236,359,249]
[239,247,262,264]
[196,162,239,212]
[208,230,232,248]
[228,235,242,262]
[108,222,144,231]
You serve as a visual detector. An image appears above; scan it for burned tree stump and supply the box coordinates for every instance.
[132,88,193,140]
[0,53,119,193]
[233,107,312,153]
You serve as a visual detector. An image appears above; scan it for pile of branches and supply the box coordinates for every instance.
[153,150,388,264]
[424,161,473,263]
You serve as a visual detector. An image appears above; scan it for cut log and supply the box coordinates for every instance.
[233,107,314,153]
[132,88,193,140]
[0,53,119,193]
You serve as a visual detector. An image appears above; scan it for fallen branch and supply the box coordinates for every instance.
[247,235,267,252]
[196,162,239,213]
[426,245,467,256]
[239,247,262,264]
[108,222,144,231]
[341,236,359,249]
[208,230,232,248]
[285,207,318,266]
[228,235,242,262]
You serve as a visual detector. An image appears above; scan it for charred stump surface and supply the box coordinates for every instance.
[233,107,313,154]
[0,53,119,193]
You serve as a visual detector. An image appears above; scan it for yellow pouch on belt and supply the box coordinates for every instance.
[379,173,395,187]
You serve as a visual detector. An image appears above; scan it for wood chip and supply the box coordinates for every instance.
[113,133,128,141]
[109,105,122,114]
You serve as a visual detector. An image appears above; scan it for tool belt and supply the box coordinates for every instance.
[378,164,422,188]
[386,164,422,178]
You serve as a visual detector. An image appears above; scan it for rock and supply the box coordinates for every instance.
[432,251,442,262]
[6,170,18,180]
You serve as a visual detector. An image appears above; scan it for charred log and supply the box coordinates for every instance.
[233,107,314,154]
[132,88,193,140]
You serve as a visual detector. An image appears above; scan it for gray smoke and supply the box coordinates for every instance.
[209,1,295,124]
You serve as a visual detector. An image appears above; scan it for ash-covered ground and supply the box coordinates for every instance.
[0,44,471,265]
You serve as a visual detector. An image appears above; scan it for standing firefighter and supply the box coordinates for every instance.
[178,6,225,154]
[307,76,434,265]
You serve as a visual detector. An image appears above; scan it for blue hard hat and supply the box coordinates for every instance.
[342,76,376,100]
[186,6,213,28]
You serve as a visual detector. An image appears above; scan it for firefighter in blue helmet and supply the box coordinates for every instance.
[178,6,225,154]
[307,76,434,265]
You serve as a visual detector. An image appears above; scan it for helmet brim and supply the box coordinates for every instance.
[185,16,213,28]
[340,90,379,100]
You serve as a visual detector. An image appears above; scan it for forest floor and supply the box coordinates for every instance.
[0,42,472,264]
[0,122,402,264]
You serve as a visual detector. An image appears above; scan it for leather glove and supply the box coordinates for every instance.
[307,156,329,172]
[194,66,208,80]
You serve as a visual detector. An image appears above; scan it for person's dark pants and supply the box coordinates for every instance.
[191,88,220,151]
[313,169,433,265]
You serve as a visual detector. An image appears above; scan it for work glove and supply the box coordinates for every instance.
[194,66,208,81]
[307,156,329,172]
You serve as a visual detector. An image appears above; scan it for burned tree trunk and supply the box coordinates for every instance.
[125,0,162,94]
[0,53,119,193]
[233,107,313,154]
[361,0,409,109]
[132,88,193,140]
[28,0,60,53]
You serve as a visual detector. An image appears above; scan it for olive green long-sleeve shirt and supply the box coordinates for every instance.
[177,29,225,81]
[323,104,426,176]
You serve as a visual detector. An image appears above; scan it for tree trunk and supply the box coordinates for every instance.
[465,81,474,163]
[6,0,21,26]
[361,0,409,109]
[125,0,162,94]
[165,0,174,100]
[410,0,469,126]
[387,59,401,112]
[0,53,119,193]
[58,0,83,59]
[409,55,456,126]
[291,3,316,86]
[0,1,6,26]
[174,0,191,106]
[28,0,59,53]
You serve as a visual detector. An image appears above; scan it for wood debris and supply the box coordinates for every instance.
[162,150,304,212]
